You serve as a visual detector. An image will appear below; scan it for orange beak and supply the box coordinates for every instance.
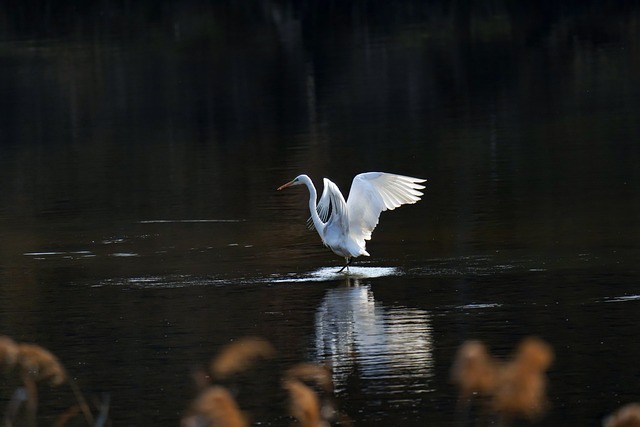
[277,180,295,191]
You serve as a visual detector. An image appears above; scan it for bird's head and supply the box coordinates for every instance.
[277,175,306,190]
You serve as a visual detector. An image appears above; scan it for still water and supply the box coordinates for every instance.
[1,2,639,426]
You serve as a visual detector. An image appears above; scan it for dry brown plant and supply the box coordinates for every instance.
[283,379,322,427]
[492,337,554,423]
[182,386,248,427]
[210,337,276,380]
[17,343,67,386]
[451,340,499,402]
[0,335,19,368]
[0,337,102,426]
[285,363,333,393]
[513,336,554,373]
[4,341,76,427]
[186,338,348,427]
[451,337,554,425]
[603,403,640,427]
[285,363,344,425]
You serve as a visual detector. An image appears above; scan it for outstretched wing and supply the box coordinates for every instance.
[346,172,426,244]
[307,178,348,231]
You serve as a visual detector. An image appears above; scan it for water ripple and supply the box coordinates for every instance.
[93,275,232,288]
[92,266,400,288]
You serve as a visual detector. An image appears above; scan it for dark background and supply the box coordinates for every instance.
[0,1,639,426]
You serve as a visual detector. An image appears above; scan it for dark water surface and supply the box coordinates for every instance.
[1,2,639,426]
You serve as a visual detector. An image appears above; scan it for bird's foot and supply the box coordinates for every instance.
[337,258,353,273]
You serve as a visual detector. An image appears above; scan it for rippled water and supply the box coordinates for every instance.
[0,2,639,426]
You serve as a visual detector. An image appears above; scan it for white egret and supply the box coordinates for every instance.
[277,172,426,271]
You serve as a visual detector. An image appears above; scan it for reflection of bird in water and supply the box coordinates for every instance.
[277,172,425,271]
[451,337,554,425]
[314,281,433,394]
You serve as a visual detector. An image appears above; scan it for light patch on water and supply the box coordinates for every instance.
[603,294,640,303]
[273,266,399,283]
[24,251,66,256]
[110,252,139,257]
[102,238,126,244]
[93,275,233,288]
[459,303,501,309]
[138,219,244,224]
[24,251,95,258]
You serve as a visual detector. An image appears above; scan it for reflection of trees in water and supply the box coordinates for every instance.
[0,0,638,256]
[0,1,636,46]
[314,280,433,395]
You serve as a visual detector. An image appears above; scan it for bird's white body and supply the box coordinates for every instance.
[278,172,426,267]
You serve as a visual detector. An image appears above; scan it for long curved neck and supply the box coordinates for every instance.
[300,175,325,235]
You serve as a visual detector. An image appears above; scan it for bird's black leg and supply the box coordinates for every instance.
[338,257,353,273]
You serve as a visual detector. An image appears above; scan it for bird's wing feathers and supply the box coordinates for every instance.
[307,178,348,230]
[347,172,425,242]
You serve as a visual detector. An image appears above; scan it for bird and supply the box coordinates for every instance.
[277,172,426,271]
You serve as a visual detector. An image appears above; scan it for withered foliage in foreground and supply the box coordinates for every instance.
[182,337,349,427]
[452,336,554,425]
